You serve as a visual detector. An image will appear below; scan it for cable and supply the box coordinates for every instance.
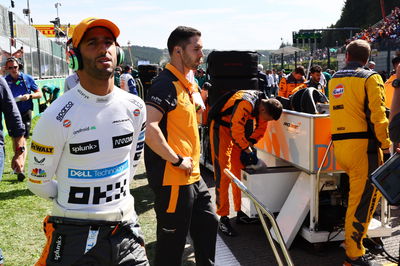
[365,237,399,263]
[326,227,343,242]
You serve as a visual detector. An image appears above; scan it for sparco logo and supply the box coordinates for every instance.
[51,234,64,262]
[69,140,99,155]
[56,101,74,121]
[113,133,133,148]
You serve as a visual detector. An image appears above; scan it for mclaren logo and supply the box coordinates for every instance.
[283,122,301,133]
[31,141,54,154]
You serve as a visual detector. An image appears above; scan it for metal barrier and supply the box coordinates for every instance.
[223,168,294,266]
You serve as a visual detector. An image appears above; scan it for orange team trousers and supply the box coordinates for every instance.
[209,120,244,217]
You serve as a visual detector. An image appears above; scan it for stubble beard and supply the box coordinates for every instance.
[83,57,114,81]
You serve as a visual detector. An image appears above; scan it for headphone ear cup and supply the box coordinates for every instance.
[68,48,82,71]
[116,47,124,65]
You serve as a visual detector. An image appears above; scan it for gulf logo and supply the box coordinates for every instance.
[332,84,345,99]
[133,109,140,116]
[63,119,72,128]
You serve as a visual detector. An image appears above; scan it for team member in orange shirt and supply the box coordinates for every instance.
[145,26,218,266]
[384,56,400,108]
[278,66,306,98]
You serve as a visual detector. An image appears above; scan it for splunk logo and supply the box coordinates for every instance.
[51,234,64,262]
[56,101,74,121]
[68,160,128,179]
[113,133,133,148]
[69,140,99,155]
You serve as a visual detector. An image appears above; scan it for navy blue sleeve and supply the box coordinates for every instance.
[25,74,38,92]
[145,74,177,114]
[127,78,138,95]
[0,77,25,137]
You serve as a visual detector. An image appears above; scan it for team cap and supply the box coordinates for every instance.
[72,17,120,47]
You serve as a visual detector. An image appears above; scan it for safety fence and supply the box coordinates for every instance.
[0,4,68,79]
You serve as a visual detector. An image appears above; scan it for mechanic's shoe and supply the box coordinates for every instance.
[219,216,237,237]
[17,173,25,182]
[236,210,260,224]
[343,255,372,266]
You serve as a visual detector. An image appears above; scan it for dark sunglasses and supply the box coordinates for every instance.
[7,66,18,70]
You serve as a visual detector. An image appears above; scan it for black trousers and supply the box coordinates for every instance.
[21,109,32,138]
[37,216,149,266]
[151,178,218,266]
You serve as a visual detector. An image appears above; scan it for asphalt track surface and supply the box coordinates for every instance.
[198,166,400,266]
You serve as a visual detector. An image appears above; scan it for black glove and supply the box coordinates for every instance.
[240,150,259,166]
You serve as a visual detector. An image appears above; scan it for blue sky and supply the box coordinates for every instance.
[4,0,345,50]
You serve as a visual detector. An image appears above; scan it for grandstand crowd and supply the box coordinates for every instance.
[347,7,400,44]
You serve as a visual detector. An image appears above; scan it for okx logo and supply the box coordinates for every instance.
[69,140,99,155]
[113,133,133,148]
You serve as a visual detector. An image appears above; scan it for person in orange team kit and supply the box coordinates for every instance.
[384,56,400,108]
[144,26,218,266]
[209,90,283,236]
[278,66,306,98]
[291,65,325,95]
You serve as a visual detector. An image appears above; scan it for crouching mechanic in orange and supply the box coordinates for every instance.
[27,17,149,265]
[209,90,283,236]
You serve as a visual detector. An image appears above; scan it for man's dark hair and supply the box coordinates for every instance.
[261,98,283,120]
[346,40,370,64]
[392,56,400,67]
[310,65,322,74]
[123,65,131,72]
[167,26,201,55]
[294,66,305,76]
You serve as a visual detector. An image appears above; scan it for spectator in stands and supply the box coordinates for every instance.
[384,56,400,108]
[120,65,138,95]
[278,66,305,98]
[346,7,400,46]
[5,57,42,140]
[0,76,25,182]
[292,65,325,94]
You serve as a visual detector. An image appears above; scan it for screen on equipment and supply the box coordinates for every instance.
[371,153,400,206]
